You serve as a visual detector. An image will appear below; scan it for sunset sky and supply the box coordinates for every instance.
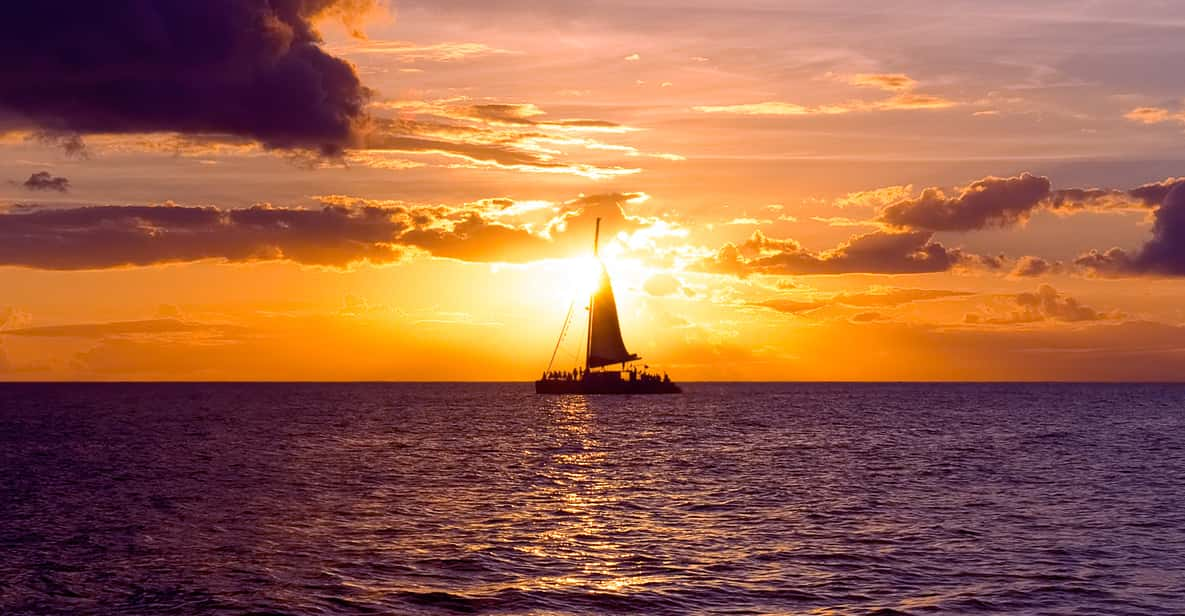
[4,0,1185,380]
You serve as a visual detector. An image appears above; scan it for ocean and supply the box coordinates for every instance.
[1,383,1183,614]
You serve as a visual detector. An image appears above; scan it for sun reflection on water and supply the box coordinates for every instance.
[522,395,648,594]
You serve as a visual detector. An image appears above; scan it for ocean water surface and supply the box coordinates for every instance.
[1,382,1183,614]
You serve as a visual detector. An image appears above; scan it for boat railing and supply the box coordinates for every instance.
[539,367,671,383]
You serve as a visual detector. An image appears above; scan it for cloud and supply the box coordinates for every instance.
[756,287,971,315]
[0,0,377,153]
[364,128,617,177]
[1126,177,1185,208]
[0,306,31,331]
[1,318,243,339]
[693,102,848,116]
[0,202,407,269]
[541,192,654,244]
[756,298,824,314]
[848,73,917,91]
[881,93,956,110]
[1076,183,1185,277]
[830,288,973,306]
[398,213,552,263]
[694,73,955,116]
[966,285,1113,324]
[724,217,772,226]
[328,41,514,62]
[643,273,683,296]
[371,100,632,132]
[462,103,625,131]
[696,229,971,276]
[876,173,1172,232]
[851,311,885,322]
[362,128,640,179]
[808,216,873,228]
[322,191,654,264]
[360,101,656,178]
[879,173,1052,231]
[0,191,665,270]
[1010,255,1062,278]
[834,185,914,209]
[1125,106,1185,125]
[18,171,69,192]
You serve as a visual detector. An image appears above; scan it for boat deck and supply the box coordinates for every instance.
[535,372,681,395]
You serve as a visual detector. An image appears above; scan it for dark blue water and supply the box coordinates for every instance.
[1,383,1183,615]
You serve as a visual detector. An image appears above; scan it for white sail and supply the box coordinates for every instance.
[587,262,639,368]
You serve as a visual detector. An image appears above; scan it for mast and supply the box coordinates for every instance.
[585,218,601,372]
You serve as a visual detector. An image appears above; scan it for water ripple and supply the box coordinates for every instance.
[1,382,1184,614]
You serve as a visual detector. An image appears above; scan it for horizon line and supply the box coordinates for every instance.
[2,380,1185,385]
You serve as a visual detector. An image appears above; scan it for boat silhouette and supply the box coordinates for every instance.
[535,218,681,394]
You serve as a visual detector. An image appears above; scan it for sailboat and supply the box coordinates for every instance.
[535,218,681,394]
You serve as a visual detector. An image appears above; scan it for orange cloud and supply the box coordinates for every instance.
[755,287,972,315]
[695,72,955,116]
[1124,106,1181,125]
[328,40,517,62]
[1010,256,1063,278]
[965,285,1117,325]
[848,73,917,91]
[693,102,853,116]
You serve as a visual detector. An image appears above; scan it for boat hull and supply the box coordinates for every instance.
[534,379,681,395]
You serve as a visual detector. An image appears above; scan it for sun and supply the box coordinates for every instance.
[566,255,603,305]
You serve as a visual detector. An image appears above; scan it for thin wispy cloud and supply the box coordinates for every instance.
[847,73,918,91]
[327,41,518,62]
[361,98,679,177]
[1125,106,1185,125]
[694,73,956,116]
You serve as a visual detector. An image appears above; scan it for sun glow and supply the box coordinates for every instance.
[549,248,656,321]
[567,256,603,305]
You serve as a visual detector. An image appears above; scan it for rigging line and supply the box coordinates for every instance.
[579,299,590,372]
[546,296,578,372]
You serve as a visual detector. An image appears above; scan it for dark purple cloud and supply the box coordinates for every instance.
[879,173,1052,231]
[18,171,69,192]
[697,229,970,276]
[0,203,406,269]
[0,1,373,153]
[1076,183,1185,277]
[1127,178,1185,208]
[0,192,652,269]
[877,173,1175,233]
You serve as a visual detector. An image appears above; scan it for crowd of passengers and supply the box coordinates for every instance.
[541,367,671,383]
